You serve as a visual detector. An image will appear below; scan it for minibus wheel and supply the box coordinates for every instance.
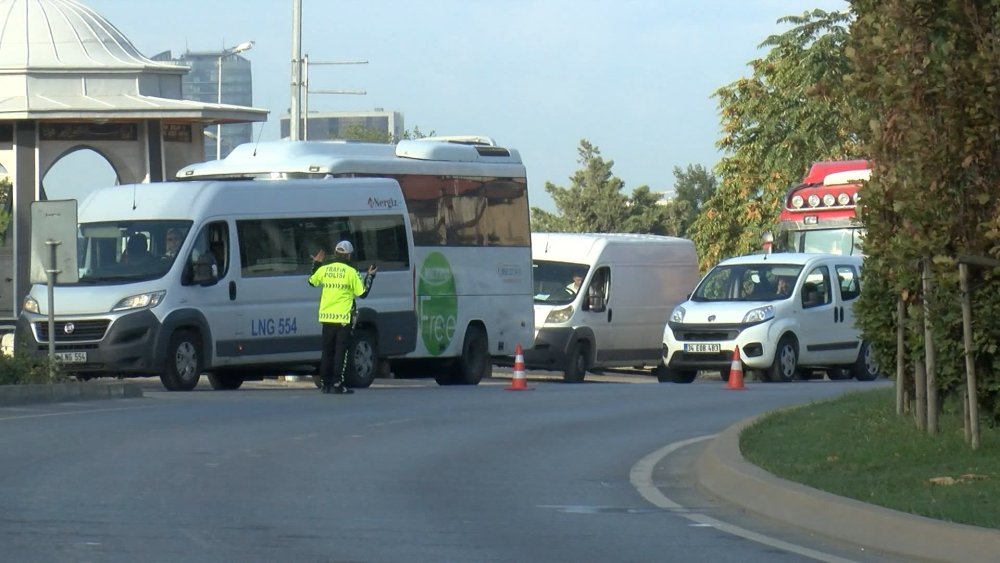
[160,330,202,391]
[347,328,378,388]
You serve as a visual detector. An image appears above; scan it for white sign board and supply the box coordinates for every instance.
[30,200,79,284]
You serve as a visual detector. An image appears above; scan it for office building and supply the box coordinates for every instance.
[152,50,254,160]
[281,109,404,142]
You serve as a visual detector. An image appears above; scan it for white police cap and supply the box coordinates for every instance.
[335,240,354,254]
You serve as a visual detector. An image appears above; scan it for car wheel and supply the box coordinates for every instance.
[852,341,880,381]
[766,335,797,383]
[347,328,378,388]
[160,330,202,391]
[563,340,587,383]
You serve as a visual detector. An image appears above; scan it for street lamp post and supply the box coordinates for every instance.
[217,40,254,160]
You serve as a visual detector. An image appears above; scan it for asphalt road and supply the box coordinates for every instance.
[0,372,900,563]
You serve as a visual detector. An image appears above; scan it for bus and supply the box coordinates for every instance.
[175,136,535,384]
[772,160,870,255]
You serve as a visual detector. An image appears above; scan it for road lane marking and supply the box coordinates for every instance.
[0,404,155,422]
[630,435,858,563]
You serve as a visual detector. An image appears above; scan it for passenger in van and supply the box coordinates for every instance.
[775,277,791,298]
[802,282,823,307]
[122,233,152,266]
[309,240,378,395]
[565,274,583,295]
[163,228,182,258]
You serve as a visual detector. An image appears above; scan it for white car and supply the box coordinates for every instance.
[659,253,879,383]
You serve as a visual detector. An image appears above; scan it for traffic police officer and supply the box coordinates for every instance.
[308,240,377,394]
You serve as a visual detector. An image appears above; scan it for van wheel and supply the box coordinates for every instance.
[766,336,797,383]
[347,328,378,389]
[160,330,202,391]
[563,341,587,383]
[208,371,243,390]
[852,341,880,381]
[452,325,488,385]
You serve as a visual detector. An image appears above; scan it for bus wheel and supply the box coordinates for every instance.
[160,330,202,391]
[208,371,243,390]
[563,340,587,383]
[347,328,378,389]
[852,341,880,381]
[766,336,797,383]
[451,325,488,386]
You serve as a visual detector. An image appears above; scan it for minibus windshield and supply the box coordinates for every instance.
[73,220,193,284]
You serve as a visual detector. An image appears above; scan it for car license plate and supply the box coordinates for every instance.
[54,352,87,363]
[684,343,721,353]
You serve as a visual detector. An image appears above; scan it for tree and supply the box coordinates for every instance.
[661,164,718,237]
[689,9,861,271]
[530,139,668,233]
[333,124,434,143]
[848,0,1000,433]
[0,177,10,246]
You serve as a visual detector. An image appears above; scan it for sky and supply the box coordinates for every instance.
[51,0,849,211]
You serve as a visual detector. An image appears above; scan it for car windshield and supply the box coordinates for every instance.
[70,220,194,284]
[692,263,804,302]
[532,260,589,305]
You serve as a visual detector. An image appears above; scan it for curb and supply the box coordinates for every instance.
[695,416,1000,563]
[0,382,144,406]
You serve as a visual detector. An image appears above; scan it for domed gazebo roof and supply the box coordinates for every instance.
[0,0,266,123]
[0,0,181,72]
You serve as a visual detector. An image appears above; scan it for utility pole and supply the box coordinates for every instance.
[289,0,303,141]
[302,56,367,140]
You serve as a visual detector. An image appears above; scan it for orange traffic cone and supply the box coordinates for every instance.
[506,344,531,391]
[726,347,746,390]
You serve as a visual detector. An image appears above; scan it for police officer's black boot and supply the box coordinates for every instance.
[332,383,354,394]
[321,380,333,394]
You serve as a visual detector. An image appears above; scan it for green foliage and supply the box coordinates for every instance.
[0,335,64,385]
[848,0,1000,422]
[743,388,1000,527]
[530,139,670,234]
[661,164,718,237]
[0,177,11,246]
[690,9,862,271]
[332,124,434,144]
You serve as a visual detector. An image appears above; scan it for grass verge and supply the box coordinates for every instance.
[740,387,1000,529]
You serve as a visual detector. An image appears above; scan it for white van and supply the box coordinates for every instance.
[525,233,699,382]
[660,252,879,383]
[16,178,416,391]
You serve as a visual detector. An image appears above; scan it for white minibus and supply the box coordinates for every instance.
[17,178,417,390]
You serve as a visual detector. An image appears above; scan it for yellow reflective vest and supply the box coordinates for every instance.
[308,261,365,324]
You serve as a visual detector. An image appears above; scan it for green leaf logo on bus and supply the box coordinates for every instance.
[418,252,458,356]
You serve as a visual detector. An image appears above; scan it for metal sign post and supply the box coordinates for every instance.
[30,200,79,380]
[45,239,60,375]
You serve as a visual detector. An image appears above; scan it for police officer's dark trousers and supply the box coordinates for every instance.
[319,322,351,390]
